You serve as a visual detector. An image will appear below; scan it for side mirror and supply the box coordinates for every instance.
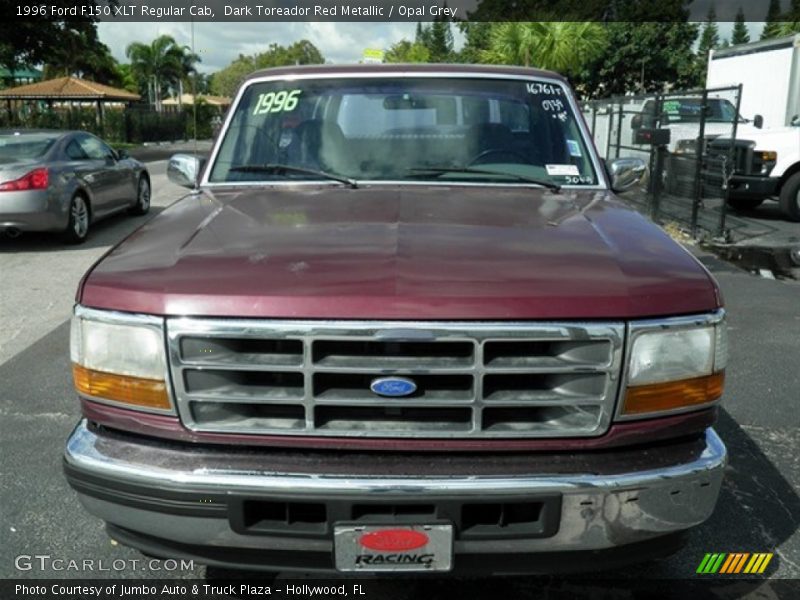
[116,148,129,160]
[606,157,648,193]
[753,114,764,129]
[168,154,205,189]
[631,114,642,130]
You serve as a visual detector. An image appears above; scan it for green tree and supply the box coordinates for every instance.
[210,41,324,98]
[126,35,198,110]
[428,15,454,62]
[176,47,201,98]
[778,22,800,35]
[210,55,255,98]
[481,22,606,77]
[578,21,700,96]
[697,5,720,78]
[42,32,120,85]
[731,8,751,45]
[761,0,784,39]
[698,6,720,55]
[415,22,432,47]
[480,23,537,66]
[778,0,800,35]
[0,1,104,75]
[253,40,324,69]
[115,64,139,95]
[384,40,431,63]
[462,1,700,97]
[414,19,454,62]
[191,72,212,95]
[456,22,493,63]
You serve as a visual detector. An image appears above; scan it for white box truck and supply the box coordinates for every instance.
[698,35,800,220]
[708,34,800,129]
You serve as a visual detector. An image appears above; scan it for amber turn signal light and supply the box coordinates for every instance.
[622,371,724,416]
[757,151,777,162]
[72,363,171,410]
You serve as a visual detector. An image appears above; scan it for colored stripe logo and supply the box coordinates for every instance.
[696,553,773,574]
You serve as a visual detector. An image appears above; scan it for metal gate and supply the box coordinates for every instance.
[584,85,745,240]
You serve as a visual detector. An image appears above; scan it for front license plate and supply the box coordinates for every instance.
[334,524,453,572]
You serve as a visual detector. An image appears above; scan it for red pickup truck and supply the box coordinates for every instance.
[64,64,727,575]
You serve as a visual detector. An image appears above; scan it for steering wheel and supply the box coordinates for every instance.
[468,148,529,166]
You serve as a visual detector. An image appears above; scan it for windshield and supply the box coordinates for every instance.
[209,77,598,187]
[0,133,58,159]
[660,98,741,124]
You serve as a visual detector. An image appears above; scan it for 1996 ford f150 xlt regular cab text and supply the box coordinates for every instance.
[64,65,728,575]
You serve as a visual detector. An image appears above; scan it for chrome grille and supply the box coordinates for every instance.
[167,320,624,438]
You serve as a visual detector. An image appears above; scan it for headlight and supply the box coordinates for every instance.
[621,314,726,418]
[70,306,172,412]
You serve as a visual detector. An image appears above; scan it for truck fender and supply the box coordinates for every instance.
[778,162,800,194]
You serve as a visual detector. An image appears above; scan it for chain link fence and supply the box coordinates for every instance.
[584,86,754,241]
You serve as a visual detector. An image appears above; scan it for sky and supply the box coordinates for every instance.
[97,21,766,75]
[97,22,437,72]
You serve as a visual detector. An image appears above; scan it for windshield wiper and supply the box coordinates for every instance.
[229,163,358,188]
[406,166,561,192]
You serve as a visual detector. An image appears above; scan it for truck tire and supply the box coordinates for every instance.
[728,197,764,212]
[779,172,800,221]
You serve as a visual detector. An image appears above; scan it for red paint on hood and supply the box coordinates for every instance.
[79,185,720,320]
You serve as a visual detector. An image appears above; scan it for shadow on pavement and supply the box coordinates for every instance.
[0,206,166,253]
[730,202,798,224]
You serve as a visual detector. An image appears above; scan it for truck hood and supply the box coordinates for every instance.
[701,125,799,174]
[672,123,798,145]
[79,186,720,319]
[669,122,764,148]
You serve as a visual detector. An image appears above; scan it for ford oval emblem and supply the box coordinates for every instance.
[370,376,417,397]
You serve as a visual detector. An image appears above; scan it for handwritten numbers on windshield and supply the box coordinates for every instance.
[529,83,569,121]
[526,82,562,96]
[253,89,302,115]
[565,175,594,185]
[541,98,565,112]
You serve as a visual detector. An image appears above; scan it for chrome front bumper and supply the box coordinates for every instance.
[64,420,727,571]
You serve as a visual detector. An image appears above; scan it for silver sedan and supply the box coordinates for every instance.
[0,130,150,243]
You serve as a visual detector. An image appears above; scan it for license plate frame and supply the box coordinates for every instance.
[333,523,453,572]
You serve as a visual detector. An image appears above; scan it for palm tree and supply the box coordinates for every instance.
[481,23,536,67]
[175,46,201,109]
[126,35,198,111]
[482,22,607,78]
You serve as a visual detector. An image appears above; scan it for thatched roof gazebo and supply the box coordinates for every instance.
[162,93,231,108]
[0,76,140,126]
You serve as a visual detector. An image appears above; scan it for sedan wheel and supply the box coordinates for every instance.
[63,195,89,244]
[129,176,151,216]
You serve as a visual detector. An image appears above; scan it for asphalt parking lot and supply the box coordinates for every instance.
[1,161,799,597]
